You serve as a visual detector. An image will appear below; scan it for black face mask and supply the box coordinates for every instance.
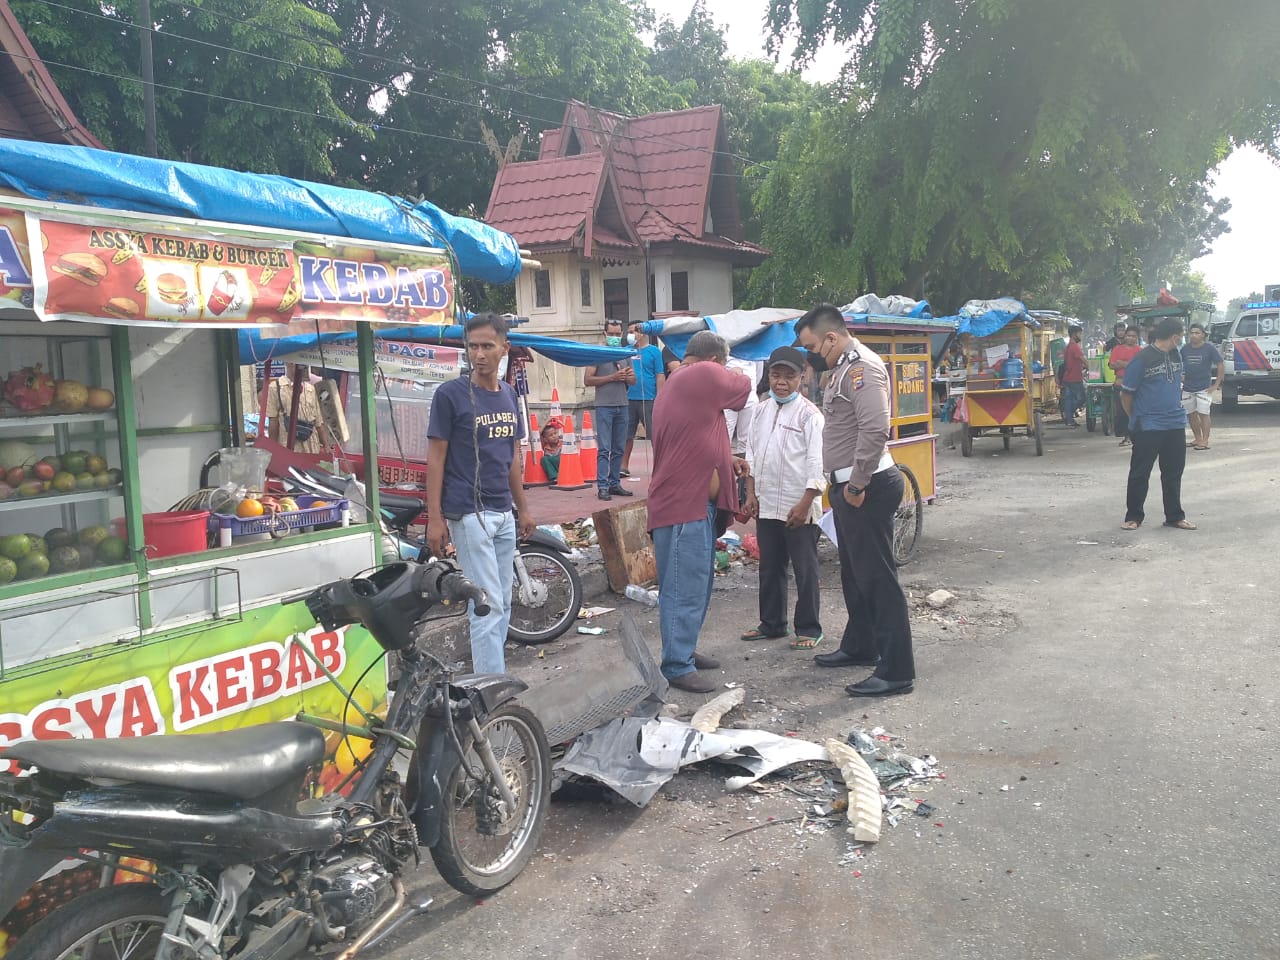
[805,349,828,374]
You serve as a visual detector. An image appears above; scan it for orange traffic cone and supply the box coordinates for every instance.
[551,413,589,491]
[549,388,563,426]
[523,447,551,487]
[579,410,598,483]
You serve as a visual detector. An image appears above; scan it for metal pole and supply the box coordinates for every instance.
[138,0,158,157]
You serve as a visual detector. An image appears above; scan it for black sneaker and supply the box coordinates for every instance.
[608,486,634,497]
[597,489,612,501]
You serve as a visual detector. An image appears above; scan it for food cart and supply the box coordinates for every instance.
[0,141,522,951]
[951,300,1045,457]
[1026,310,1074,416]
[639,307,956,565]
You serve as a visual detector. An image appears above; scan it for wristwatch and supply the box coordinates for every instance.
[848,484,864,495]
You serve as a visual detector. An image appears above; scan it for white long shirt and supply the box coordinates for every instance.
[744,394,827,523]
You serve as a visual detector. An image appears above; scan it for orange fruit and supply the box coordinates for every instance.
[235,498,264,518]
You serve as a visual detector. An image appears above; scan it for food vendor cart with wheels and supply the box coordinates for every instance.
[0,140,524,952]
[951,300,1044,457]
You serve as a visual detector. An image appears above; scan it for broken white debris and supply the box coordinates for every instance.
[690,687,746,733]
[824,739,883,843]
[926,589,956,609]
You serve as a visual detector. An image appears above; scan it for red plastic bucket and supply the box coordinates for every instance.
[112,511,210,559]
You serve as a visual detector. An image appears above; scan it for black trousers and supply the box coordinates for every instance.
[1126,427,1185,524]
[830,469,915,682]
[755,518,822,637]
[1113,387,1129,439]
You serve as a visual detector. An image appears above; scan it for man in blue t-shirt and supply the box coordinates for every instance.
[622,322,665,477]
[1180,321,1224,451]
[426,313,535,672]
[1120,316,1194,531]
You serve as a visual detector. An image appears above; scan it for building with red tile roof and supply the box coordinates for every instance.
[0,1,100,147]
[486,101,767,405]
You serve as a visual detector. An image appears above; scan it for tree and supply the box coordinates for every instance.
[755,0,1280,313]
[12,0,352,178]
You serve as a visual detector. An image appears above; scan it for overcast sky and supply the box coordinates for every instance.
[648,0,1280,308]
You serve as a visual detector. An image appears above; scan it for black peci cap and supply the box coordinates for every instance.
[768,346,806,372]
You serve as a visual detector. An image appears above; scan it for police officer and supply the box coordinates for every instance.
[794,304,915,696]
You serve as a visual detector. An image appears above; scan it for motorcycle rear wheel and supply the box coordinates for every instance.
[6,885,167,960]
[507,547,582,644]
[431,703,551,896]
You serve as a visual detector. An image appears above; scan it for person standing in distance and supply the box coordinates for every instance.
[1180,322,1224,451]
[1060,324,1087,428]
[1121,317,1195,530]
[426,313,535,673]
[622,322,665,477]
[740,346,827,650]
[648,331,751,693]
[584,318,635,501]
[794,304,915,697]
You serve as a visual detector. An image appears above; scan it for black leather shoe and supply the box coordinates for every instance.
[845,676,913,697]
[693,652,721,670]
[608,486,634,497]
[814,650,881,668]
[667,671,716,693]
[597,490,612,501]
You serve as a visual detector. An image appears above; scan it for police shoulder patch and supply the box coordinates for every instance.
[849,365,866,390]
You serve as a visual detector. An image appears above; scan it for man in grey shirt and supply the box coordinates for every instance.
[794,304,915,697]
[585,318,635,501]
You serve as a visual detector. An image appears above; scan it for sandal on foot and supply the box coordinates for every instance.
[789,633,824,650]
[1163,519,1197,530]
[740,627,787,642]
[1121,520,1141,530]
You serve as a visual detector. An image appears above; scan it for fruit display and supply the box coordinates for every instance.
[0,450,123,502]
[0,526,128,584]
[1,367,113,417]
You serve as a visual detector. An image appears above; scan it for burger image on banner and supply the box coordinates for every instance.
[142,263,196,317]
[101,297,140,320]
[51,251,107,287]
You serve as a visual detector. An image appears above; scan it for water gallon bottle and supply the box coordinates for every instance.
[1001,357,1024,388]
[625,584,659,606]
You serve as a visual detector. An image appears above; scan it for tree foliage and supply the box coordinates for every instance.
[757,0,1280,314]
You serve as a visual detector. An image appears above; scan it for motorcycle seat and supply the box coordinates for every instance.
[2,722,325,801]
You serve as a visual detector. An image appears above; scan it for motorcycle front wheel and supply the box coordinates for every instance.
[6,885,167,960]
[431,703,551,896]
[507,547,582,644]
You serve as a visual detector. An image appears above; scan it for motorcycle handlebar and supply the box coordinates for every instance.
[443,575,490,617]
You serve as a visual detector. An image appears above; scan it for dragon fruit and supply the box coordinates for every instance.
[4,364,56,413]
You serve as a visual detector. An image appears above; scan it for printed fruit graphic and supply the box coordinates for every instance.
[3,364,56,413]
[45,527,75,549]
[78,525,110,549]
[0,556,16,584]
[53,380,88,413]
[95,535,127,564]
[85,454,107,474]
[60,452,86,475]
[75,472,96,490]
[15,551,49,579]
[236,498,265,518]
[86,387,115,411]
[48,545,81,573]
[51,471,76,493]
[333,737,374,778]
[0,534,31,560]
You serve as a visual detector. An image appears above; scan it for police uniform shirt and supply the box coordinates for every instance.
[821,340,895,490]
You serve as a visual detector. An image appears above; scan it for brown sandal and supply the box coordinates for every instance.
[1163,519,1197,530]
[1121,520,1141,530]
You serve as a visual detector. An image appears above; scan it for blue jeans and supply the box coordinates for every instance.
[595,405,627,491]
[652,501,716,679]
[446,510,516,673]
[1061,381,1085,425]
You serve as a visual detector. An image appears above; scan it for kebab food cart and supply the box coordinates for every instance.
[0,142,522,950]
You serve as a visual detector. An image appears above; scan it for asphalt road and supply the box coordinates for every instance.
[382,401,1280,960]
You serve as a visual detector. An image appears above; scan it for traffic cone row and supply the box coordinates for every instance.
[579,410,597,483]
[523,411,551,487]
[551,413,589,491]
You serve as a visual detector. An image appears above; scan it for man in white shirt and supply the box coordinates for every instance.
[741,347,827,649]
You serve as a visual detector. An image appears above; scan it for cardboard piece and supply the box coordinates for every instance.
[592,500,656,594]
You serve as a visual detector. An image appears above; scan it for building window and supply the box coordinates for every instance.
[534,269,551,309]
[672,271,690,312]
[604,278,629,322]
[580,268,592,307]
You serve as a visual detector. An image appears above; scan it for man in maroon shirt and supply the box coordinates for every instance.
[647,331,752,692]
[1060,325,1087,428]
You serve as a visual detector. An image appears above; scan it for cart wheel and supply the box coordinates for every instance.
[893,464,924,566]
[1034,413,1044,456]
[1085,414,1096,432]
[960,426,973,458]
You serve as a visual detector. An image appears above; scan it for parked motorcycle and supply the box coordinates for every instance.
[285,467,583,645]
[0,560,551,960]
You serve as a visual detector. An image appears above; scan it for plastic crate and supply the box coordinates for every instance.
[210,494,350,547]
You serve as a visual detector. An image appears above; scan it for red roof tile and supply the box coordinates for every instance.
[0,3,100,146]
[486,100,766,264]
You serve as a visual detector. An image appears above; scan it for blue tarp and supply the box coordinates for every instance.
[239,326,635,368]
[950,298,1036,338]
[0,140,522,284]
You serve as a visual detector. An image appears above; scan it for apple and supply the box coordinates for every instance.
[5,466,24,486]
